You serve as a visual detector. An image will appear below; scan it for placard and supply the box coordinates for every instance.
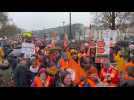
[95,57,110,63]
[21,42,35,58]
[89,40,96,48]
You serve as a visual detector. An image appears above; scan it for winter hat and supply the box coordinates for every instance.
[39,68,46,74]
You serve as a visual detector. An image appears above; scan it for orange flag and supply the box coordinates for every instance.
[68,58,86,84]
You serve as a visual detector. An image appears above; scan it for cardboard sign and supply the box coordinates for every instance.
[21,42,35,58]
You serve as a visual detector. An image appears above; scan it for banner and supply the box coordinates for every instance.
[96,40,105,54]
[110,30,118,44]
[95,30,110,63]
[103,30,111,55]
[21,42,35,58]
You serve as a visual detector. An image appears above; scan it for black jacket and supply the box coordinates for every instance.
[14,64,32,87]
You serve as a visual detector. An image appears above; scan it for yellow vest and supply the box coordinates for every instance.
[0,48,4,64]
[66,51,72,59]
[114,51,125,72]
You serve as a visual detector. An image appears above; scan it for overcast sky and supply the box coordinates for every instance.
[8,12,95,31]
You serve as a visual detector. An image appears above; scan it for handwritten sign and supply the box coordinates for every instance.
[21,42,35,58]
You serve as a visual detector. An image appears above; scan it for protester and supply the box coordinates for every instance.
[124,56,134,81]
[55,70,74,87]
[1,33,134,87]
[78,65,98,87]
[114,51,125,73]
[8,55,18,80]
[80,56,90,70]
[99,63,120,87]
[31,68,54,87]
[0,45,5,64]
[107,65,120,86]
[30,61,39,81]
[14,58,31,87]
[59,52,69,70]
[68,51,86,85]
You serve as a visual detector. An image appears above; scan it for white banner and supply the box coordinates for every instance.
[21,42,35,58]
[110,30,118,43]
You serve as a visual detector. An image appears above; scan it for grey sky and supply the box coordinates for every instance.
[8,12,94,31]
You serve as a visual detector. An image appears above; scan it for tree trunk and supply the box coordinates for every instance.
[111,12,116,30]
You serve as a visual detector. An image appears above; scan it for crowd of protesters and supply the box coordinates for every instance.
[0,35,134,87]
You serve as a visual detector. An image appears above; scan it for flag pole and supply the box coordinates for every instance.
[69,12,72,41]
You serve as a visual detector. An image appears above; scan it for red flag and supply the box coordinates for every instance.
[64,33,68,49]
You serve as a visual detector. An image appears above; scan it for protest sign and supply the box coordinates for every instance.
[21,42,35,58]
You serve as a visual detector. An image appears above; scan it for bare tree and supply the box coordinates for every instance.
[0,12,8,28]
[0,12,21,36]
[0,24,21,36]
[93,12,134,30]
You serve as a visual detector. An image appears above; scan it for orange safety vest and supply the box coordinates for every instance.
[87,66,98,75]
[59,58,69,70]
[124,62,134,80]
[78,79,96,87]
[33,76,52,87]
